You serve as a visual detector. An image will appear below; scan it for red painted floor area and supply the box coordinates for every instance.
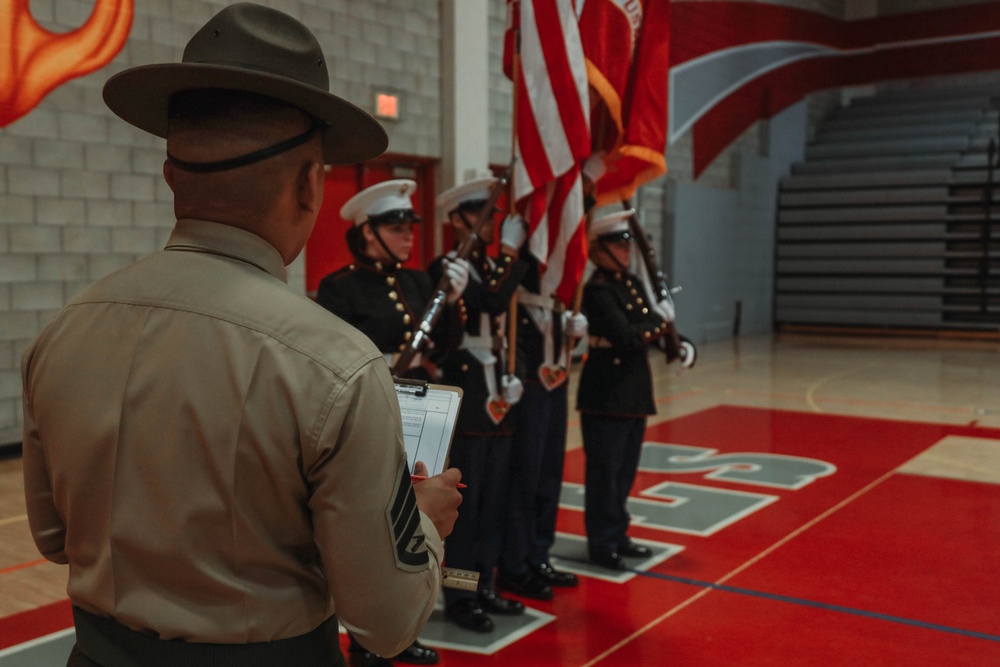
[0,600,73,651]
[4,406,999,666]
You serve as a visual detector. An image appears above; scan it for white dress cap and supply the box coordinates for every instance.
[588,209,635,241]
[341,179,418,226]
[436,175,499,218]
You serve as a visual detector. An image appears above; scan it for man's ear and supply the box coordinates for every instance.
[163,160,176,193]
[296,161,324,214]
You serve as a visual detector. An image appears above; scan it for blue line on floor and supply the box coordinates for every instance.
[635,568,1000,643]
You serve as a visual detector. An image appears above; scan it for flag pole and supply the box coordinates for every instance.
[506,21,521,378]
[562,181,592,371]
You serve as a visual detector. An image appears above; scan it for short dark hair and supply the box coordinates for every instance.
[345,224,367,259]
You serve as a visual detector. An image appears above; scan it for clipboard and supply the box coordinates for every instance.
[394,378,463,477]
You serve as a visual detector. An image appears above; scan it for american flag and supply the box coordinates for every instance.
[504,0,591,306]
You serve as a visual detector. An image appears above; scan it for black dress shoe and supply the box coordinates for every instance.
[589,551,626,570]
[619,540,652,558]
[477,588,525,615]
[445,598,495,632]
[496,569,553,600]
[348,651,393,667]
[393,640,439,665]
[530,562,579,587]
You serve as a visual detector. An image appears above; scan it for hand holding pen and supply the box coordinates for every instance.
[410,461,464,539]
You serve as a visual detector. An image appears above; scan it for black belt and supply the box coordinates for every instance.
[72,606,345,667]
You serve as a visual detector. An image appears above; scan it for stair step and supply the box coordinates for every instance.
[777,242,946,258]
[781,169,954,190]
[779,206,949,224]
[834,95,994,117]
[821,108,997,132]
[791,154,960,175]
[806,136,973,160]
[776,276,943,293]
[777,224,948,241]
[814,121,992,144]
[776,293,944,309]
[779,187,951,207]
[774,307,947,327]
[848,87,1000,104]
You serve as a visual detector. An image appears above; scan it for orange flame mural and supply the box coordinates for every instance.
[1,0,133,127]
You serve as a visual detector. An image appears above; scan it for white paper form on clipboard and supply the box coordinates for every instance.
[394,379,463,477]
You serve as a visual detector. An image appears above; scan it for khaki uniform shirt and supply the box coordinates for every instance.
[21,219,442,656]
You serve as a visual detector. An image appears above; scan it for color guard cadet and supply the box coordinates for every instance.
[496,247,587,599]
[429,176,530,632]
[577,210,670,570]
[317,179,468,666]
[317,179,467,387]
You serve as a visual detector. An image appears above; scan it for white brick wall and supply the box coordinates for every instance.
[0,0,448,438]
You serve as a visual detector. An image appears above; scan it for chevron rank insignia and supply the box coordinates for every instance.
[386,460,431,572]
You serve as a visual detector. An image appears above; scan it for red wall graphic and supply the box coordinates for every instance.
[0,0,133,127]
[669,1,1000,177]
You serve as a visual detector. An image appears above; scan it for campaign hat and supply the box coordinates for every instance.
[102,2,386,165]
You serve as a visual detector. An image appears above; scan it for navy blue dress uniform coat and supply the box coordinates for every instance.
[316,255,461,378]
[429,247,528,435]
[577,267,669,417]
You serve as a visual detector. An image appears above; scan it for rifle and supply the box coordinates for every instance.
[622,197,692,366]
[392,164,513,377]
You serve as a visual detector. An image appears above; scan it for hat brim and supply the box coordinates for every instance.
[595,230,633,243]
[103,63,388,165]
[367,209,422,226]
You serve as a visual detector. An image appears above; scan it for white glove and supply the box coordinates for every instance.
[500,214,527,251]
[582,151,608,182]
[444,257,469,303]
[563,311,588,338]
[501,374,524,405]
[653,298,675,322]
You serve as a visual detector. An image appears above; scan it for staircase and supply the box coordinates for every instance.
[775,88,1000,333]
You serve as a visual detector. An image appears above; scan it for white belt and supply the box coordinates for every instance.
[461,334,504,350]
[459,317,506,423]
[516,288,556,311]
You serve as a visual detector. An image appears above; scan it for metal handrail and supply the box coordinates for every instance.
[980,135,995,315]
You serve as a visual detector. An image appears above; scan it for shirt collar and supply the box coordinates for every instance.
[165,219,288,283]
[354,253,401,274]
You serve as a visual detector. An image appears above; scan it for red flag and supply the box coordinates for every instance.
[504,0,591,305]
[579,0,669,206]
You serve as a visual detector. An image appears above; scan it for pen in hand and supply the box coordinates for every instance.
[410,474,466,488]
[411,461,466,488]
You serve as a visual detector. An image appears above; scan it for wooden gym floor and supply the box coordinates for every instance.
[2,332,999,665]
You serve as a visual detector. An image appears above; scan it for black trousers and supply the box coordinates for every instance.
[442,432,513,605]
[580,413,647,556]
[68,606,346,667]
[501,382,568,574]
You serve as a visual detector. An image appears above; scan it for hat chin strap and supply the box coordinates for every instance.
[367,223,404,266]
[166,122,326,173]
[456,209,476,232]
[597,240,629,273]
